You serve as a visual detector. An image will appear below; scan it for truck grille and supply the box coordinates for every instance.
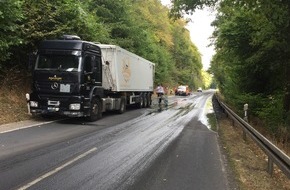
[39,95,70,102]
[35,82,78,94]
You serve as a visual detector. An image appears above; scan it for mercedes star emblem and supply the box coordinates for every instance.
[51,82,59,90]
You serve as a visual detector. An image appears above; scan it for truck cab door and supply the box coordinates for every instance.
[83,54,102,86]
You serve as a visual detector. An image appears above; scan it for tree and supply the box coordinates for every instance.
[170,0,290,130]
[0,0,23,63]
[171,21,202,87]
[211,0,290,131]
[0,0,203,92]
[170,0,217,18]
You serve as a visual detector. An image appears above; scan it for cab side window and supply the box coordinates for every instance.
[95,56,102,84]
[84,54,102,85]
[84,55,93,73]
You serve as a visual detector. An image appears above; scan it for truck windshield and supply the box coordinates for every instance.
[36,54,81,71]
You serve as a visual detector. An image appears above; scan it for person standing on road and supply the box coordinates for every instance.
[156,84,165,104]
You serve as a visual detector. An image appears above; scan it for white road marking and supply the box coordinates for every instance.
[0,119,65,134]
[17,147,97,190]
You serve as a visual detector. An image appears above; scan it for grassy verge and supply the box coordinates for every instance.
[218,115,290,189]
[0,88,32,125]
[207,113,217,131]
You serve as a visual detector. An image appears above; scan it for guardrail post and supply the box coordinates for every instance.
[267,156,274,176]
[242,104,249,141]
[26,93,31,115]
[243,104,248,122]
[243,129,247,141]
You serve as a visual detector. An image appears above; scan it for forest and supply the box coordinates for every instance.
[0,0,205,91]
[212,0,290,139]
[171,0,290,140]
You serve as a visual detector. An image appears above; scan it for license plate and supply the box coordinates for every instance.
[48,100,60,106]
[47,107,60,112]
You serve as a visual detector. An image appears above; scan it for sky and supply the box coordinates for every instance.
[161,0,216,70]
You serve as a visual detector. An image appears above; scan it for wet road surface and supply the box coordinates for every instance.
[0,90,229,190]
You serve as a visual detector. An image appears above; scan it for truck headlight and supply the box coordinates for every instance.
[69,103,81,110]
[30,101,38,107]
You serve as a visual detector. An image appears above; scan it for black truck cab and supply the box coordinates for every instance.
[29,36,104,121]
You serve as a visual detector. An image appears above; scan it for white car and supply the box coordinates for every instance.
[197,87,202,92]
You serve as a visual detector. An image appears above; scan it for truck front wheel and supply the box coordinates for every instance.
[87,97,102,121]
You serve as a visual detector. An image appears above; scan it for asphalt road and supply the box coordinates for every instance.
[0,90,229,190]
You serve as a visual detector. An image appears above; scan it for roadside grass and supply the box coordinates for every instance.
[218,115,290,190]
[207,113,217,131]
[0,81,32,125]
[206,96,218,131]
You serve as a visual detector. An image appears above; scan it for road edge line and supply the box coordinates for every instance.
[0,119,65,134]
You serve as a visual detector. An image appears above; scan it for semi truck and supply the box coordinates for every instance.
[28,35,155,121]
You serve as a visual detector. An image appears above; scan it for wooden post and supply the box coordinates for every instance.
[243,129,247,141]
[267,156,274,176]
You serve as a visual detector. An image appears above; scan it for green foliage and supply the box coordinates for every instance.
[169,0,290,138]
[256,94,284,129]
[209,0,290,133]
[170,0,217,18]
[0,0,23,63]
[170,21,202,87]
[22,0,109,48]
[201,70,212,89]
[0,0,203,91]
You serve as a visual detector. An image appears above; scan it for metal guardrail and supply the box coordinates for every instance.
[215,95,290,179]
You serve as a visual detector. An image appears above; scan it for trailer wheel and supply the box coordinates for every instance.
[137,95,144,109]
[144,94,150,108]
[148,94,152,107]
[118,97,126,114]
[145,93,151,107]
[87,97,102,121]
[142,94,148,108]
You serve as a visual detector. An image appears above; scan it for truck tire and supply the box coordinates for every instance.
[137,95,143,109]
[118,97,126,114]
[87,97,102,121]
[148,93,152,107]
[143,93,148,108]
[146,93,152,107]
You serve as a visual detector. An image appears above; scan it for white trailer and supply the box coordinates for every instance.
[100,44,155,113]
[100,44,154,92]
